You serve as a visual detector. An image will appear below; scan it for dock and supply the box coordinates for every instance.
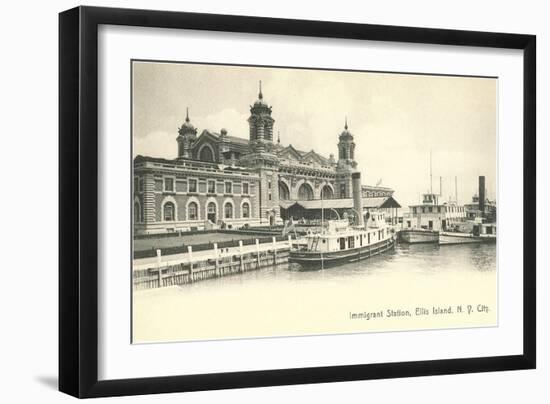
[133,237,292,290]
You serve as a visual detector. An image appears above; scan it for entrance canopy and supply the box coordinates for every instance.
[280,196,401,211]
[280,196,401,221]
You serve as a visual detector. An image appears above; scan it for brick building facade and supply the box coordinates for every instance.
[133,83,393,234]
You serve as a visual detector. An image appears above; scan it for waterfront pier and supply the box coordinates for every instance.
[133,237,291,290]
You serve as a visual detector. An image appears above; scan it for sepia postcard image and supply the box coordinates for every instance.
[131,60,497,344]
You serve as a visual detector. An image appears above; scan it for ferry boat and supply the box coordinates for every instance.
[438,222,497,245]
[289,211,396,268]
[400,189,466,244]
[400,153,467,244]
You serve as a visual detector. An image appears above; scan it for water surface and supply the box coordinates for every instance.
[133,243,497,343]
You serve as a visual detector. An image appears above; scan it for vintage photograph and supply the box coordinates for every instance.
[131,61,497,344]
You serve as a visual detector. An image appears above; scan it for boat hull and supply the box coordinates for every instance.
[399,229,439,244]
[289,238,395,268]
[439,232,495,245]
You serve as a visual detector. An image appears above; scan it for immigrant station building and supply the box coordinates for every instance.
[133,84,399,234]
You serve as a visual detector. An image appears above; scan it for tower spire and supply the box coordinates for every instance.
[277,131,280,144]
[248,80,274,151]
[177,106,197,159]
[337,116,356,170]
[258,80,263,100]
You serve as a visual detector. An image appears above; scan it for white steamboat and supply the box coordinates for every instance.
[289,172,395,268]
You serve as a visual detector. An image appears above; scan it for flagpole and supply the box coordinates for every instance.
[430,150,433,194]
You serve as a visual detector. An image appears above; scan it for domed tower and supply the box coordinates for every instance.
[248,81,275,153]
[337,117,357,170]
[176,107,197,159]
[241,81,281,226]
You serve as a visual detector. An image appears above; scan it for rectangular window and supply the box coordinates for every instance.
[242,183,249,194]
[268,180,272,189]
[198,181,206,193]
[207,180,216,194]
[139,178,144,192]
[225,182,232,194]
[164,178,174,192]
[339,238,346,250]
[428,206,433,213]
[268,193,272,200]
[413,207,417,214]
[188,179,197,193]
[134,177,139,192]
[340,184,346,198]
[348,236,355,249]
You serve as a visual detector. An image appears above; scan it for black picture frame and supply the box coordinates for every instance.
[59,6,536,398]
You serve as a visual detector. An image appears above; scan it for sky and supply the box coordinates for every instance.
[133,61,497,207]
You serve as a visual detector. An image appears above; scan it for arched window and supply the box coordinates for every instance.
[242,202,250,218]
[298,183,314,200]
[278,181,290,200]
[188,202,198,220]
[321,185,334,199]
[199,145,214,162]
[207,202,217,223]
[134,201,141,223]
[163,202,175,221]
[264,124,271,140]
[340,184,346,198]
[224,202,233,219]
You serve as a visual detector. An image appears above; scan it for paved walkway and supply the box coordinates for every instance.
[134,232,262,252]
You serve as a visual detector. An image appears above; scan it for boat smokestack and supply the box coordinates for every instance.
[455,176,458,203]
[352,172,364,227]
[479,176,486,215]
